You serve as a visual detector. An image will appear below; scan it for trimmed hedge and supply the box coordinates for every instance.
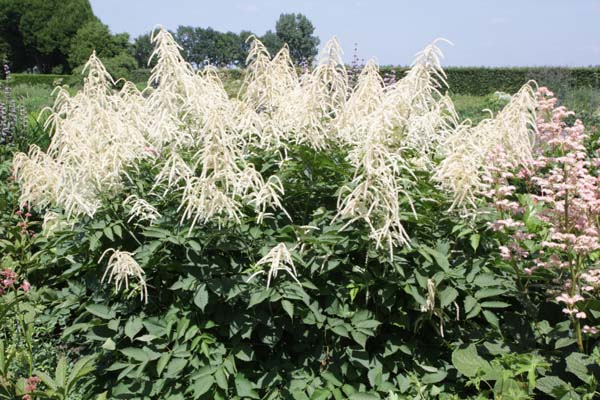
[6,73,69,86]
[100,68,243,86]
[380,66,600,96]
[6,67,600,96]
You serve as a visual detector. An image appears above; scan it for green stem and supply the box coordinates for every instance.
[569,254,584,353]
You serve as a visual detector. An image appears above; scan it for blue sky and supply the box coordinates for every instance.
[90,0,600,66]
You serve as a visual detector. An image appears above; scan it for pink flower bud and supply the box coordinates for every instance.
[20,281,31,293]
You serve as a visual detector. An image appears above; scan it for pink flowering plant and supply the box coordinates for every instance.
[484,87,600,353]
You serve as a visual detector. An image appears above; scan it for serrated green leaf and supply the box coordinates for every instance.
[194,284,209,312]
[310,388,331,400]
[192,375,214,397]
[188,240,202,253]
[451,344,491,377]
[120,347,158,363]
[248,289,270,308]
[86,304,115,320]
[466,304,481,319]
[67,356,96,391]
[566,353,592,383]
[282,299,294,319]
[355,320,381,330]
[536,376,569,397]
[470,234,480,251]
[480,301,510,308]
[555,337,576,349]
[464,296,477,313]
[473,274,497,287]
[165,357,188,377]
[125,317,144,340]
[215,367,228,390]
[55,357,67,388]
[156,352,171,376]
[321,371,342,387]
[112,224,122,238]
[351,330,368,348]
[439,287,459,308]
[235,375,259,399]
[367,365,383,388]
[102,338,116,350]
[103,226,114,241]
[482,310,499,329]
[33,370,57,391]
[348,393,379,400]
[474,288,507,299]
[422,369,448,384]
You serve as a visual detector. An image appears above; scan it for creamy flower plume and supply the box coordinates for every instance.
[247,243,300,288]
[13,27,540,261]
[100,249,148,303]
[334,39,455,256]
[124,195,162,225]
[434,82,537,209]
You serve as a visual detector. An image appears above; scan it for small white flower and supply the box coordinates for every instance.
[124,195,161,225]
[100,249,148,303]
[247,243,300,288]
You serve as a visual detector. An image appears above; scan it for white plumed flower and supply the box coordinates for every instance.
[247,243,300,288]
[100,249,148,303]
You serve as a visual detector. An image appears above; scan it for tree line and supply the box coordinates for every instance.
[0,0,320,75]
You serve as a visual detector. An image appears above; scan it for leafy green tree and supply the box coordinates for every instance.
[274,13,319,64]
[132,33,153,68]
[68,19,130,69]
[175,26,198,66]
[260,30,283,58]
[238,30,254,64]
[103,51,137,80]
[0,0,96,72]
[7,0,96,72]
[0,1,30,71]
[175,26,247,67]
[215,31,243,66]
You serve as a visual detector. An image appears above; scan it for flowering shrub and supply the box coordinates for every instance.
[484,87,600,357]
[5,28,600,399]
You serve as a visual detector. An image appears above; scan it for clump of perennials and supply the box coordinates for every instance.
[12,27,538,298]
[483,86,600,351]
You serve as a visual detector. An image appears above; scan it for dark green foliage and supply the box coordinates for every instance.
[101,53,137,82]
[68,19,131,69]
[68,53,138,87]
[0,0,134,74]
[127,69,152,85]
[14,138,595,399]
[173,26,249,67]
[260,30,283,58]
[145,13,320,68]
[132,33,154,69]
[274,13,320,64]
[380,66,600,96]
[0,0,96,72]
[4,73,68,86]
